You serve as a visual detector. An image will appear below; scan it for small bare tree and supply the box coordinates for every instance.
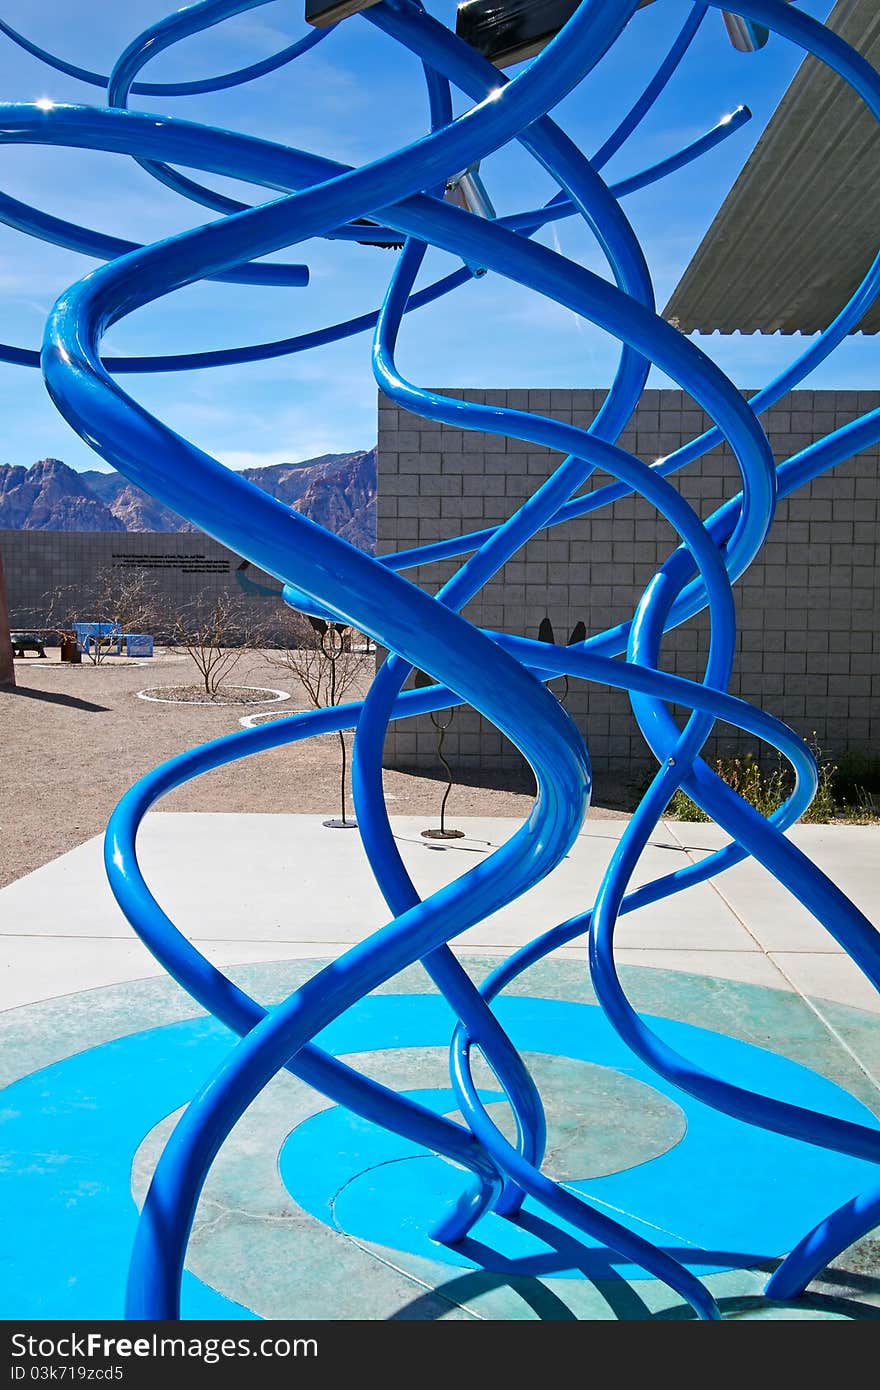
[267,612,369,827]
[44,565,162,664]
[168,592,266,696]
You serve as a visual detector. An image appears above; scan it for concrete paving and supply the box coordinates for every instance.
[2,813,877,1012]
[0,813,878,1321]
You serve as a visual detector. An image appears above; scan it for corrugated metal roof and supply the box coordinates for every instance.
[662,0,880,335]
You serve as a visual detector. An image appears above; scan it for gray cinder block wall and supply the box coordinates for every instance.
[1,530,286,632]
[377,388,880,798]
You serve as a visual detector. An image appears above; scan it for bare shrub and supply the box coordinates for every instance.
[168,592,267,695]
[45,565,163,664]
[266,612,370,826]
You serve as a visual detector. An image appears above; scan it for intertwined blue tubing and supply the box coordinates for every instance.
[3,0,877,1320]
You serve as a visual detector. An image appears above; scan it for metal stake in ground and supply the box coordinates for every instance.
[318,620,358,829]
[414,669,464,840]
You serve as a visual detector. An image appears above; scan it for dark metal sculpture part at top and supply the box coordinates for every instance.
[538,616,587,704]
[453,0,777,66]
[2,0,878,1323]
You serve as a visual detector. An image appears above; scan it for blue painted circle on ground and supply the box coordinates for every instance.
[280,994,880,1279]
[1,989,877,1316]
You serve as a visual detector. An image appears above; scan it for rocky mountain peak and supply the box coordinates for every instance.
[0,458,125,531]
[1,449,377,549]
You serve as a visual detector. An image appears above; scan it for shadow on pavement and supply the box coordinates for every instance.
[1,684,110,713]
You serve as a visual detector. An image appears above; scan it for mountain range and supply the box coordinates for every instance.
[0,449,377,552]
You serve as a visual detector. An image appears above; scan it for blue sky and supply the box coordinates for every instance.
[0,0,872,474]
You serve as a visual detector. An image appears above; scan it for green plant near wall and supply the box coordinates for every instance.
[662,738,879,825]
[664,751,785,823]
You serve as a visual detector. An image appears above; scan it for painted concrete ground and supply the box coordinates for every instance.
[3,954,879,1321]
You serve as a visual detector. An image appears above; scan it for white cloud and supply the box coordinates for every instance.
[215,448,300,471]
[216,440,362,472]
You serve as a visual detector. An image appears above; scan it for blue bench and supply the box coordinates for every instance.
[72,623,154,657]
[73,622,122,655]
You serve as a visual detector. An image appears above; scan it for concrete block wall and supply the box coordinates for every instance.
[377,388,880,798]
[0,529,287,634]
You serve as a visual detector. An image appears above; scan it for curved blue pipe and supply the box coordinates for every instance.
[581,0,880,1303]
[0,11,330,97]
[47,2,638,1315]
[3,0,875,1323]
[0,102,749,367]
[352,0,659,1213]
[592,3,709,169]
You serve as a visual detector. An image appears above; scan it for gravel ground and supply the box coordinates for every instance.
[0,648,629,888]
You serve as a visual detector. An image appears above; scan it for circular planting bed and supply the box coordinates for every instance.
[239,706,299,728]
[137,685,290,706]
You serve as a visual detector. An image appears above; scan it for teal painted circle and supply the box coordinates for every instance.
[1,988,877,1316]
[279,994,880,1280]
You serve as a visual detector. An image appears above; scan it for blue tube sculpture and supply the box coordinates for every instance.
[3,0,878,1321]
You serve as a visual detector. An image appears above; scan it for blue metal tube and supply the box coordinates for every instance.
[364,248,742,922]
[504,105,752,233]
[368,0,655,448]
[34,102,766,1314]
[5,0,875,1321]
[0,263,473,374]
[349,2,757,1213]
[349,71,538,1225]
[355,0,649,1211]
[362,67,544,1215]
[765,1187,880,1302]
[583,473,878,1281]
[423,432,737,1224]
[589,771,880,1163]
[66,2,743,1320]
[351,0,662,1209]
[105,1,339,221]
[52,0,643,1304]
[586,791,880,1169]
[0,105,750,369]
[105,699,505,1242]
[592,3,709,169]
[570,1,880,1276]
[0,187,309,287]
[0,11,329,97]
